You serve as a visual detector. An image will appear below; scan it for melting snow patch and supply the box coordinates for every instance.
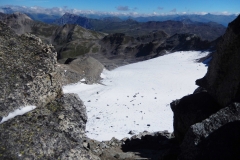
[80,78,86,82]
[100,71,107,79]
[0,105,36,124]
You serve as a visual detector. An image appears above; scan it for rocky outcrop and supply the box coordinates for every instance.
[170,92,220,142]
[0,21,61,118]
[53,24,104,63]
[179,102,240,160]
[0,22,98,159]
[157,33,212,52]
[171,15,240,159]
[0,93,99,159]
[59,56,105,85]
[98,32,213,69]
[2,12,33,35]
[196,15,240,107]
[136,30,169,43]
[82,131,179,160]
[100,32,212,59]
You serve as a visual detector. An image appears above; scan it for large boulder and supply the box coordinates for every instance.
[0,22,99,159]
[170,92,220,142]
[196,15,240,107]
[0,93,99,159]
[0,21,61,118]
[59,56,105,85]
[179,102,240,160]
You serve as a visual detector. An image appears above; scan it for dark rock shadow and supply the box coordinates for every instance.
[180,121,240,160]
[121,132,180,160]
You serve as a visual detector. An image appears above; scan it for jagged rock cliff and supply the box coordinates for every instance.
[171,15,240,159]
[196,14,240,107]
[97,32,213,70]
[0,21,98,159]
[0,94,99,159]
[0,21,61,118]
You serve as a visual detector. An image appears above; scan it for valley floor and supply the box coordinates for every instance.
[63,51,209,141]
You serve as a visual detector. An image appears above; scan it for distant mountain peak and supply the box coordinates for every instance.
[12,12,32,20]
[53,12,92,29]
[63,12,78,17]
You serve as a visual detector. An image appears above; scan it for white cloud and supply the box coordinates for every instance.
[210,11,234,15]
[0,5,238,17]
[192,12,208,15]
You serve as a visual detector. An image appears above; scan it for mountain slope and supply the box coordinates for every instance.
[54,13,226,41]
[0,12,105,63]
[0,12,219,68]
[135,14,237,26]
[95,31,214,69]
[53,12,92,29]
[53,24,105,63]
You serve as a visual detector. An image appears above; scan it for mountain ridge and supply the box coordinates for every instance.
[0,11,219,68]
[0,5,237,26]
[53,12,226,41]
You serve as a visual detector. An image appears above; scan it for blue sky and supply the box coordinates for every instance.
[0,0,239,15]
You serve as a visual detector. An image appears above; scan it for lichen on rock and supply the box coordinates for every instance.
[0,21,62,118]
[0,22,98,159]
[0,93,94,159]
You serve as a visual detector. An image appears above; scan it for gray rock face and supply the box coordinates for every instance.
[83,131,179,160]
[157,33,212,52]
[0,93,95,159]
[196,15,240,107]
[59,56,105,85]
[170,92,220,142]
[180,102,240,160]
[53,13,92,29]
[170,15,240,159]
[0,21,62,118]
[0,22,99,159]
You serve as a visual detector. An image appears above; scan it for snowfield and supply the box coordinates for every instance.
[63,51,209,141]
